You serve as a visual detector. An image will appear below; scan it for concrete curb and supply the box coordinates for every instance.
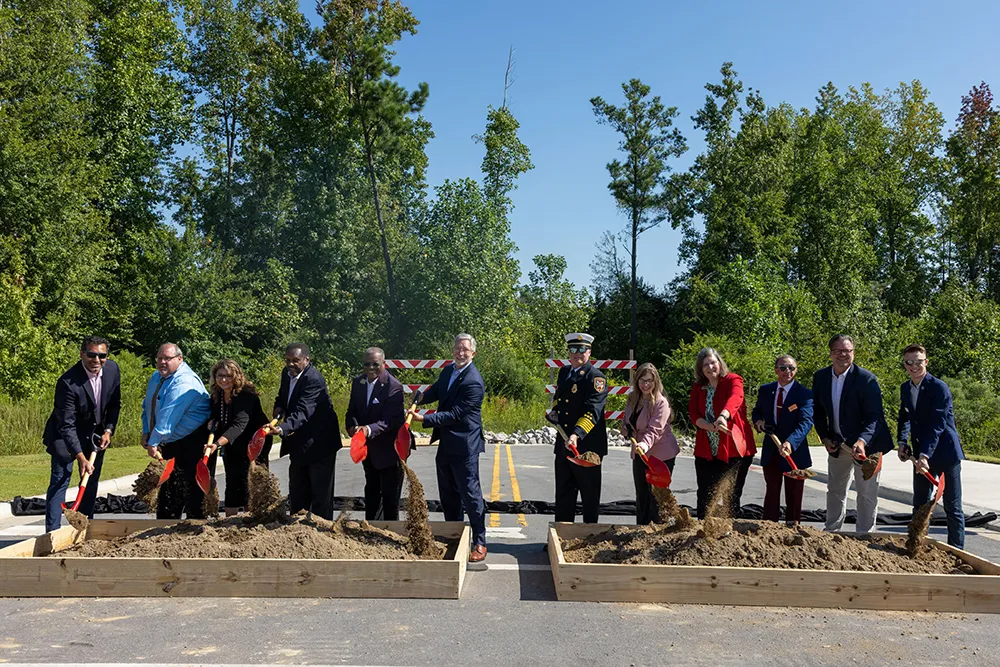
[0,446,283,520]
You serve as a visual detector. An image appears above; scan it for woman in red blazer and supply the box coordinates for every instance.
[688,347,756,519]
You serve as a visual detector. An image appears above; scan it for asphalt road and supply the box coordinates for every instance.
[1,443,999,666]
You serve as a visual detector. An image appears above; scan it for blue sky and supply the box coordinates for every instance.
[300,0,1000,291]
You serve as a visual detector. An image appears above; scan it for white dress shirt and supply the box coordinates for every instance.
[85,366,103,414]
[366,379,376,405]
[774,380,794,423]
[830,366,852,439]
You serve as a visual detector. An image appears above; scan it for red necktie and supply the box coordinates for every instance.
[776,386,784,417]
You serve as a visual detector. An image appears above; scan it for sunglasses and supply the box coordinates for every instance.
[903,359,927,367]
[85,351,109,360]
[567,345,590,354]
[362,362,382,369]
[776,365,796,372]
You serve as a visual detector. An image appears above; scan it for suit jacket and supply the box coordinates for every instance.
[896,373,964,467]
[211,389,269,461]
[621,394,679,462]
[419,362,485,460]
[345,370,406,470]
[688,373,756,462]
[43,360,122,462]
[550,362,609,457]
[811,365,893,456]
[273,364,342,463]
[751,380,814,470]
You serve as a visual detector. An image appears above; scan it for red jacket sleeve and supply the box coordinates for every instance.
[720,374,745,418]
[688,383,702,425]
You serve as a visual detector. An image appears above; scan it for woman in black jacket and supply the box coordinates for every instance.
[210,358,270,515]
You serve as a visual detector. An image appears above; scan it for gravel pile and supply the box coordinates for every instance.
[483,427,695,451]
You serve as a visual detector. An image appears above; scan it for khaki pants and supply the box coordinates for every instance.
[825,452,880,533]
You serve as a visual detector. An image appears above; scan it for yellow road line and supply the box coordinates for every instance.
[505,444,527,526]
[489,443,501,527]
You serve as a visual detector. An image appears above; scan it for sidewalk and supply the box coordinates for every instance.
[803,446,1000,526]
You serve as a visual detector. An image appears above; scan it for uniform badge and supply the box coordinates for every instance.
[787,403,798,412]
[360,379,367,385]
[571,384,578,394]
[594,377,606,393]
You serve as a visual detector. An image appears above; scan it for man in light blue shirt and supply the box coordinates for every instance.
[142,342,212,519]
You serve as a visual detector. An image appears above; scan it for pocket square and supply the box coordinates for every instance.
[372,398,379,404]
[787,404,798,412]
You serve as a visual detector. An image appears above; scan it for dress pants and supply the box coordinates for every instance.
[45,447,106,532]
[554,451,602,523]
[694,456,742,520]
[288,450,337,520]
[825,452,880,533]
[762,457,805,523]
[914,460,964,548]
[362,458,404,521]
[436,453,487,546]
[157,426,214,520]
[632,455,676,525]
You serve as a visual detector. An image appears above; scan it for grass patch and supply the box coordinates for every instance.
[0,445,152,501]
[967,453,1000,465]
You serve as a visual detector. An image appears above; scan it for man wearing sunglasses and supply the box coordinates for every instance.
[548,332,608,523]
[896,344,965,547]
[43,336,121,532]
[346,347,406,520]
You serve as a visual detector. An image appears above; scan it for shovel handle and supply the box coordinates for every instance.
[404,391,423,426]
[203,432,216,458]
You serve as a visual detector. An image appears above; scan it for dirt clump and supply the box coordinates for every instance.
[55,515,424,560]
[203,479,220,519]
[561,520,972,574]
[699,466,736,538]
[247,461,284,523]
[861,452,882,481]
[404,463,444,558]
[651,486,691,529]
[63,509,89,532]
[133,458,166,510]
[906,501,935,557]
[579,451,601,465]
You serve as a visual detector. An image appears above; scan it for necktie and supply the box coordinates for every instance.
[149,376,166,431]
[776,386,785,417]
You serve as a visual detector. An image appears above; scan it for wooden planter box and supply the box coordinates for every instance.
[548,522,1000,613]
[0,519,470,599]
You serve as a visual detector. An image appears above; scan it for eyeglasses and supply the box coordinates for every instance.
[567,345,590,354]
[903,359,927,367]
[84,351,109,360]
[830,348,854,356]
[776,365,796,372]
[155,354,180,362]
[362,362,382,369]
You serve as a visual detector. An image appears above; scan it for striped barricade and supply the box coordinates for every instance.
[545,359,636,370]
[545,384,631,395]
[384,359,454,369]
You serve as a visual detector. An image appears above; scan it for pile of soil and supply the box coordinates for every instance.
[247,462,284,522]
[404,463,444,558]
[54,515,438,560]
[580,451,601,465]
[651,486,691,529]
[561,520,976,575]
[63,508,89,531]
[861,452,882,481]
[907,500,935,556]
[203,479,220,519]
[133,458,166,510]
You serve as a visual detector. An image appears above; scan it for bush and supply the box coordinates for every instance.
[472,346,546,402]
[945,374,1000,458]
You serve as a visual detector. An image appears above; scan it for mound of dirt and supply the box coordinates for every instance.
[862,452,882,481]
[247,462,284,523]
[133,458,166,510]
[907,501,935,556]
[561,520,974,575]
[404,463,444,558]
[54,515,443,560]
[203,479,220,519]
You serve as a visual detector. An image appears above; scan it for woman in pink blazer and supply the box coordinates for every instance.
[688,347,756,520]
[621,363,680,525]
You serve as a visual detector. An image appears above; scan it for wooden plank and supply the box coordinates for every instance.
[0,520,470,599]
[550,522,1000,613]
[0,525,82,558]
[932,541,1000,575]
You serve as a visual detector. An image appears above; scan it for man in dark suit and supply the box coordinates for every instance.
[549,333,608,524]
[43,336,121,532]
[267,342,342,519]
[409,334,488,562]
[812,334,894,533]
[897,344,965,548]
[752,354,814,525]
[346,346,406,521]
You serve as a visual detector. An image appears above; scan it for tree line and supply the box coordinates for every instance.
[2,3,999,455]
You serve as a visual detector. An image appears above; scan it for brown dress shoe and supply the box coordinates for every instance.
[469,544,487,562]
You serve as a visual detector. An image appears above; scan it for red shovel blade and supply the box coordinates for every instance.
[933,472,946,504]
[394,422,412,462]
[350,430,368,464]
[157,457,175,487]
[195,456,211,495]
[248,427,268,461]
[645,470,671,488]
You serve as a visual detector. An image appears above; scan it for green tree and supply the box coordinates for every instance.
[591,78,687,357]
[518,254,590,355]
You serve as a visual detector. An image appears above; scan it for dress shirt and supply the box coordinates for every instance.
[830,366,852,439]
[141,362,211,447]
[85,367,103,416]
[774,379,794,423]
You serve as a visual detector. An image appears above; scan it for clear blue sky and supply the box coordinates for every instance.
[301,0,1000,291]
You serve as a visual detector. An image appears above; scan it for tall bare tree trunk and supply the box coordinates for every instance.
[363,125,402,350]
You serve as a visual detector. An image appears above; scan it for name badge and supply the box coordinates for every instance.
[787,404,798,413]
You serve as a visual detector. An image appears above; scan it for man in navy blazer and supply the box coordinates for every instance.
[752,354,814,525]
[812,334,894,533]
[268,342,342,519]
[346,347,406,521]
[897,344,965,547]
[43,336,121,532]
[410,334,488,562]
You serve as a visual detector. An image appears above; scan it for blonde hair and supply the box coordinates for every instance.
[210,358,257,402]
[627,362,671,420]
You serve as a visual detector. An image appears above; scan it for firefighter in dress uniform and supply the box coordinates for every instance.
[548,333,609,523]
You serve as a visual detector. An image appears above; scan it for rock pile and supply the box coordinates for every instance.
[482,427,695,451]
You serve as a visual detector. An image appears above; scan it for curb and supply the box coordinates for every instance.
[0,446,284,521]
